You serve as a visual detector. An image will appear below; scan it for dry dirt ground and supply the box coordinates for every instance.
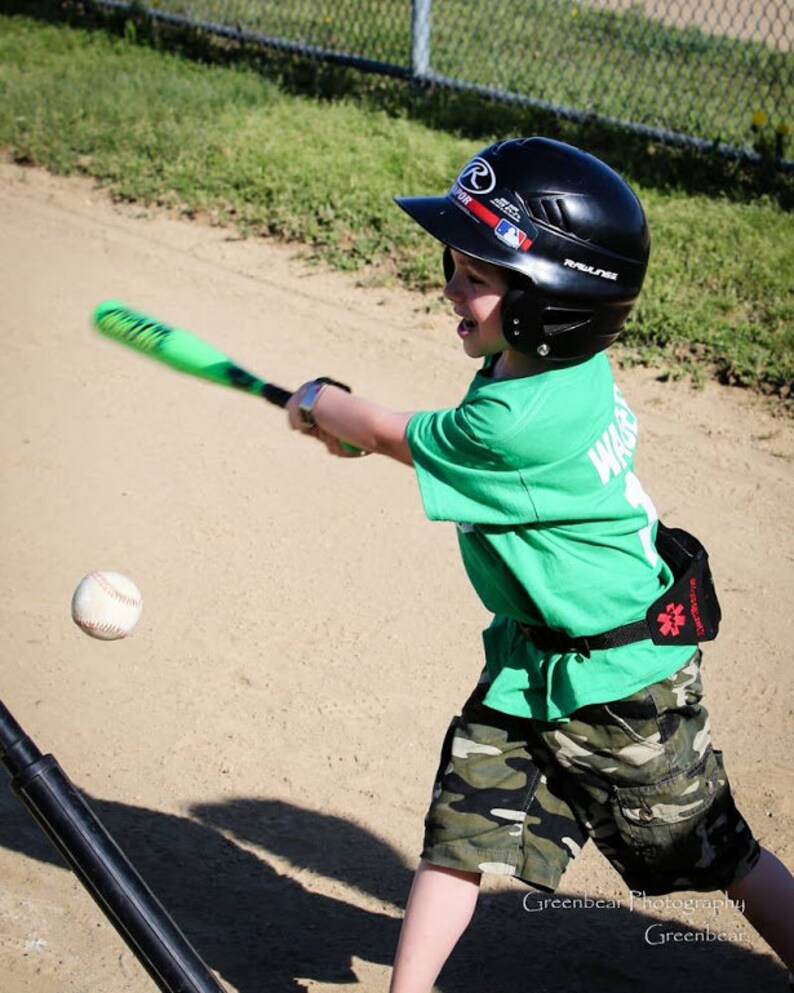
[586,0,792,50]
[0,161,792,993]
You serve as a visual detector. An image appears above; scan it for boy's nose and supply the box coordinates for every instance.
[443,276,462,302]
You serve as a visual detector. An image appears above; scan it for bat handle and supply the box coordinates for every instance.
[261,383,292,407]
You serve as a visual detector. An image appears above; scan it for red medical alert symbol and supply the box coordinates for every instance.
[657,602,686,637]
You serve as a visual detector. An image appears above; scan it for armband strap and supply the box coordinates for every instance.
[517,524,722,659]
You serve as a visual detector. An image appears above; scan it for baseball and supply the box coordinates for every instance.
[71,571,143,641]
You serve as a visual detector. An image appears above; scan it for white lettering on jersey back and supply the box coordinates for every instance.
[588,385,639,485]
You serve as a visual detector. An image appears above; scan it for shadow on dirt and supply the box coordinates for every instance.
[0,781,786,992]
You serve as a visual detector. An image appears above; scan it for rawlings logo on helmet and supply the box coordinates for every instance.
[564,259,619,281]
[456,157,496,195]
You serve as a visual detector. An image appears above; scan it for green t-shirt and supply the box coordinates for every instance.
[406,352,693,722]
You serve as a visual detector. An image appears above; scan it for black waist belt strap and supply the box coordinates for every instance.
[517,523,722,659]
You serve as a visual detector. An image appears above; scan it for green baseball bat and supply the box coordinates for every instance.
[92,301,362,452]
[93,300,293,407]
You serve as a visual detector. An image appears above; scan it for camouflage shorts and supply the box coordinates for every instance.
[423,651,759,895]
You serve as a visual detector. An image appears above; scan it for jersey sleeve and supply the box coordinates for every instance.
[406,398,541,525]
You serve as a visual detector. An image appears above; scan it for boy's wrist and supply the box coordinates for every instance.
[298,376,352,427]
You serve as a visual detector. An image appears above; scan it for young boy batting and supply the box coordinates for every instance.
[285,137,794,992]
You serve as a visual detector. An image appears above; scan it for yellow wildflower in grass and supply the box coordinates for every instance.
[751,111,768,127]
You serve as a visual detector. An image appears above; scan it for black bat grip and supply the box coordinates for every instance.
[261,377,351,409]
[261,382,292,407]
[0,701,227,993]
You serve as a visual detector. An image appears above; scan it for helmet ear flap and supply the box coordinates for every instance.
[502,288,598,360]
[501,287,547,355]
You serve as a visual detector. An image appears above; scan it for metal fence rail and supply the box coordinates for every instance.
[93,0,793,169]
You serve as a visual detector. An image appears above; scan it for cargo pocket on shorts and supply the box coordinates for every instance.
[611,746,722,874]
[602,694,664,750]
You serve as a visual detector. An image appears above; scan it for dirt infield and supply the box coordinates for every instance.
[0,160,792,993]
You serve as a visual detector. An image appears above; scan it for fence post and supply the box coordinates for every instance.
[411,0,432,78]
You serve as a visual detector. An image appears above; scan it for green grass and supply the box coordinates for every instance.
[1,14,792,398]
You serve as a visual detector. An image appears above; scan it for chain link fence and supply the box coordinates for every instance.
[94,0,793,168]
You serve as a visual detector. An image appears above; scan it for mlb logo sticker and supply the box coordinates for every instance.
[494,218,527,250]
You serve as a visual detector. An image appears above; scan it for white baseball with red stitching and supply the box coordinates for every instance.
[71,572,143,641]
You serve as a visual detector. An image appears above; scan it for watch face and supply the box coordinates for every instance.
[299,381,324,426]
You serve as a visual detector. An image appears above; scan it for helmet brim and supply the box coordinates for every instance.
[394,194,532,277]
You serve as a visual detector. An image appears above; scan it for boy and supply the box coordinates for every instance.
[286,137,794,991]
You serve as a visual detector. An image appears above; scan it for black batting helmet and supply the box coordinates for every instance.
[394,137,650,361]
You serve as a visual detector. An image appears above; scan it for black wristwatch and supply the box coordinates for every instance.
[298,376,351,427]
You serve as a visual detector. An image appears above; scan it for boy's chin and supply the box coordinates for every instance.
[459,333,485,356]
[461,343,485,361]
[461,338,502,361]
